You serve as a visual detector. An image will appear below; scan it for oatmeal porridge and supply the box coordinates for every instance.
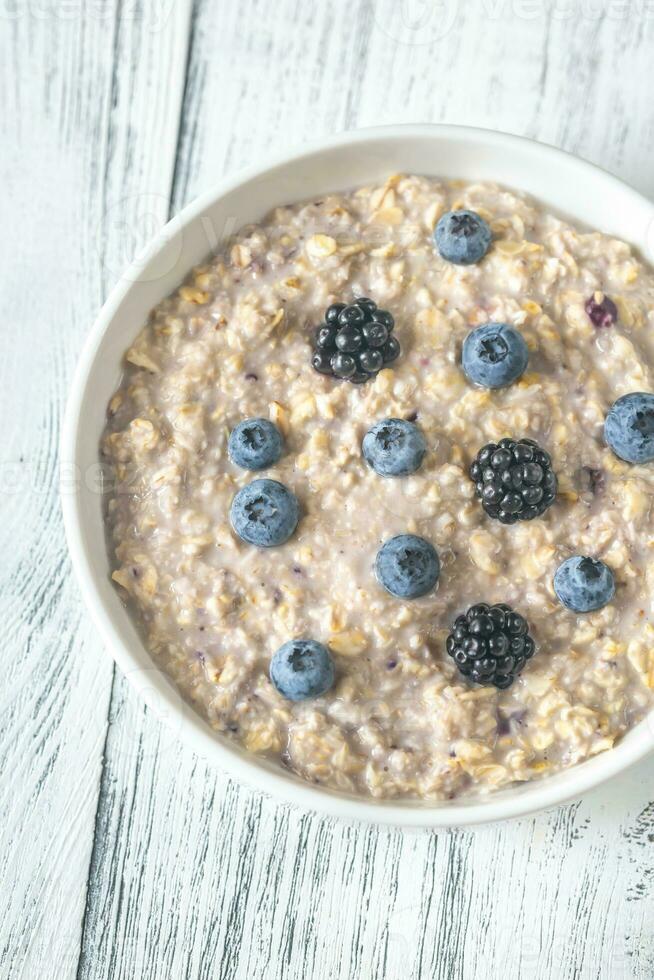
[102,174,654,801]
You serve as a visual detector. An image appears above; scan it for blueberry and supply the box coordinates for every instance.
[228,418,283,471]
[434,209,492,265]
[270,639,335,701]
[363,418,427,477]
[553,556,615,613]
[375,534,440,598]
[462,323,528,388]
[230,479,299,547]
[605,392,654,464]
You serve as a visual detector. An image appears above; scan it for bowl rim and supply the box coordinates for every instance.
[61,122,654,828]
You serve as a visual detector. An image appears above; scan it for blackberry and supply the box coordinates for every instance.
[469,437,557,524]
[311,297,400,384]
[446,603,535,689]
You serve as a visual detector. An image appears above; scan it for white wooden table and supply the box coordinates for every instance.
[2,2,654,977]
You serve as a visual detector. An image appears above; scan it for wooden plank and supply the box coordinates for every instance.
[0,2,192,978]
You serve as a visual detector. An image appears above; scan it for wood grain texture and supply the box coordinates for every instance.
[2,1,654,978]
[0,2,191,978]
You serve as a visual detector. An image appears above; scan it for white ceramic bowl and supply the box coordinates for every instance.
[62,124,654,827]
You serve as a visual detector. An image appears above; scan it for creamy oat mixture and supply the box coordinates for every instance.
[102,174,654,800]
